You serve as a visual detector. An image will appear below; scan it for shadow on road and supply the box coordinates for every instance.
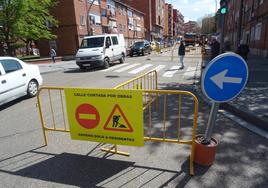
[0,146,192,187]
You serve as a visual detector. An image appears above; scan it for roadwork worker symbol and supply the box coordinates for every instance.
[112,115,127,128]
[104,104,133,132]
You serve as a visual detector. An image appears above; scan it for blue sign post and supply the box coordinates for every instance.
[201,52,248,143]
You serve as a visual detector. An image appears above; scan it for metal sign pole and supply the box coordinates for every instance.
[204,102,220,144]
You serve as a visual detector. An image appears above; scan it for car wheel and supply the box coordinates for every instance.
[103,57,110,69]
[27,79,39,97]
[119,54,125,63]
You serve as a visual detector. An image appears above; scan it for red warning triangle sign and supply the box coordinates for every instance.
[103,104,133,132]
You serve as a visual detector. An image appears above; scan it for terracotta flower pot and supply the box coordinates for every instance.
[194,135,218,166]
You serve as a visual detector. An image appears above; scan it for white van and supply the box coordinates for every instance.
[75,34,126,69]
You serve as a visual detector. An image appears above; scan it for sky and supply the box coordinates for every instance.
[166,0,220,22]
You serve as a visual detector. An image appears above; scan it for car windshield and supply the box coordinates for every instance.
[80,37,105,48]
[133,41,144,47]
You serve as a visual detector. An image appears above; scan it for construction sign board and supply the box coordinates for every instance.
[64,88,144,146]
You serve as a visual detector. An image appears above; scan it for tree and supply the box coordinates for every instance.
[0,0,58,56]
[16,0,58,55]
[0,0,24,55]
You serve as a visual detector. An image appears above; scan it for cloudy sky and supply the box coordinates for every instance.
[166,0,220,22]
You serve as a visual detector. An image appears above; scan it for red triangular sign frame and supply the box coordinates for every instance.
[103,104,133,132]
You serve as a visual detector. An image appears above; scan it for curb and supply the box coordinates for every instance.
[220,103,268,132]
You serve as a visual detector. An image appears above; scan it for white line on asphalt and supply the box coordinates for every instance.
[101,63,129,72]
[182,67,196,79]
[153,65,166,72]
[128,64,153,74]
[162,66,180,77]
[114,63,141,72]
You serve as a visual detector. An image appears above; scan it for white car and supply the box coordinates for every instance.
[0,57,43,106]
[75,34,126,69]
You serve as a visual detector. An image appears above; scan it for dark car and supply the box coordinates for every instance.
[129,40,151,57]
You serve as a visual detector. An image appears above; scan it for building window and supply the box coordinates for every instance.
[122,8,126,15]
[254,23,262,40]
[101,9,107,17]
[89,14,101,25]
[80,15,86,26]
[109,20,117,28]
[250,26,255,41]
[88,0,99,5]
[127,10,133,17]
[119,24,123,32]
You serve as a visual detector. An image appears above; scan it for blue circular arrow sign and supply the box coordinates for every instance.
[201,52,248,103]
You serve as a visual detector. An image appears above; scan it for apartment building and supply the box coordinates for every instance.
[164,3,173,40]
[38,0,145,57]
[120,0,165,41]
[176,10,185,37]
[114,0,145,46]
[183,21,198,33]
[225,0,268,57]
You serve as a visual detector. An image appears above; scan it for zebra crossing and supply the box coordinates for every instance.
[101,63,198,78]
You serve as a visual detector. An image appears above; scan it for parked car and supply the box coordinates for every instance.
[0,57,43,106]
[75,34,126,70]
[129,40,151,57]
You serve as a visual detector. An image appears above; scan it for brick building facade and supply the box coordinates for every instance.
[38,0,145,57]
[173,9,184,39]
[120,0,165,41]
[164,3,173,40]
[225,0,268,57]
[183,21,198,34]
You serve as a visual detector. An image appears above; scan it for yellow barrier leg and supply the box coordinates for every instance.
[101,144,130,157]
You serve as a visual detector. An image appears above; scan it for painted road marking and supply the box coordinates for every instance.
[162,66,180,77]
[101,63,129,72]
[154,65,166,72]
[128,64,153,74]
[183,67,196,79]
[114,63,141,72]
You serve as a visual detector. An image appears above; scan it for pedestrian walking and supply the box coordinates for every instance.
[236,43,250,61]
[50,47,57,63]
[178,41,185,69]
[210,37,220,60]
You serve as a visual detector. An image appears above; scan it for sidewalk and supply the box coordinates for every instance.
[221,54,268,131]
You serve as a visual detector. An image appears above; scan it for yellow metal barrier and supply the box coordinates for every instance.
[36,71,199,175]
[114,70,157,90]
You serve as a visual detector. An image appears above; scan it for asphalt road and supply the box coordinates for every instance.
[0,49,267,187]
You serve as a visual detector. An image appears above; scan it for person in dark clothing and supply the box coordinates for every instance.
[210,38,220,60]
[178,41,185,69]
[237,44,250,61]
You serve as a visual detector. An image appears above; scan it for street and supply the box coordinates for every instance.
[0,49,268,187]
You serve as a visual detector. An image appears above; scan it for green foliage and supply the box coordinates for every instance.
[0,0,58,54]
[16,0,58,41]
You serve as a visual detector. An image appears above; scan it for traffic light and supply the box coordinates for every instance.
[220,0,228,14]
